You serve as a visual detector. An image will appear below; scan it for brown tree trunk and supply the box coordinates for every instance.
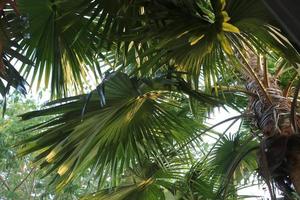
[289,152,300,193]
[242,50,300,196]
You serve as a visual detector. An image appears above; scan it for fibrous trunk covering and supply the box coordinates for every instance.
[244,51,300,197]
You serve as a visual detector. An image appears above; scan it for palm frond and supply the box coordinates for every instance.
[181,121,259,199]
[18,72,205,189]
[0,3,29,96]
[77,0,300,92]
[81,159,185,200]
[17,0,103,98]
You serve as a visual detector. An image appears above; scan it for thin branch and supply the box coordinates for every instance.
[13,168,35,192]
[199,117,242,165]
[0,175,11,191]
[176,113,254,152]
[28,172,36,200]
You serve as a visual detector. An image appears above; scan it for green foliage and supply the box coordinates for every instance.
[18,72,205,189]
[0,93,98,199]
[0,0,299,199]
[16,73,262,199]
[17,0,102,98]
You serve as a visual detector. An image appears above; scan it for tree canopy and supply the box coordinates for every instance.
[1,0,300,199]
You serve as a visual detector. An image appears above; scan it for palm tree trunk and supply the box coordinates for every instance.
[242,50,300,195]
[289,151,300,193]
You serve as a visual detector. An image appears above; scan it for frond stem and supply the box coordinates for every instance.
[262,56,269,88]
[236,49,272,105]
[283,72,297,97]
[291,78,300,134]
[176,113,254,153]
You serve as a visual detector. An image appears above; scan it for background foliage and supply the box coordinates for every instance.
[0,93,98,199]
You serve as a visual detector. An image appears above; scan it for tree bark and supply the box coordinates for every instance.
[242,49,300,196]
[289,151,300,193]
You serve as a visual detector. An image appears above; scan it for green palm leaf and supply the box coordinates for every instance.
[81,159,184,200]
[0,4,29,96]
[179,130,259,199]
[18,72,203,189]
[77,0,300,92]
[17,0,102,98]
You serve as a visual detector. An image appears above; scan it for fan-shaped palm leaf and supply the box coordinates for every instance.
[81,158,186,200]
[77,0,300,94]
[0,3,29,96]
[18,72,210,189]
[179,124,259,199]
[17,0,103,98]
